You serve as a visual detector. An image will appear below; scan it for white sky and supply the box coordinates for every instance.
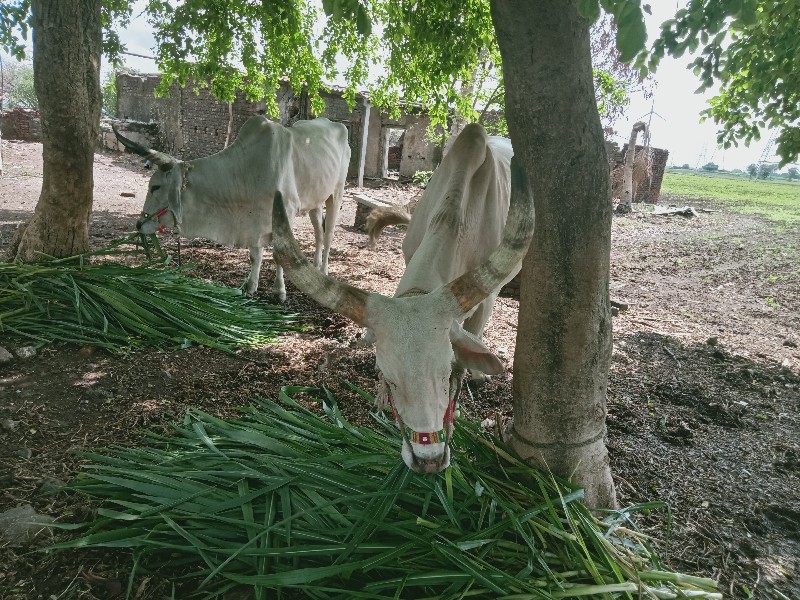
[5,1,794,172]
[612,3,789,171]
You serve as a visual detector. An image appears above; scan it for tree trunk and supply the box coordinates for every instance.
[619,121,646,213]
[490,0,616,509]
[9,0,102,261]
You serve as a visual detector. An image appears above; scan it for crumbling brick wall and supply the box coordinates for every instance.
[613,144,670,204]
[116,74,363,174]
[0,108,42,141]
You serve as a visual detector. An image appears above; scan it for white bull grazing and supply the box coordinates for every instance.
[272,124,534,473]
[113,116,351,301]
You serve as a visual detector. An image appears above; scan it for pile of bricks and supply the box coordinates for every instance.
[0,108,42,141]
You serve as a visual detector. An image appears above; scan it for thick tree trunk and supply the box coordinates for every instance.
[10,0,102,261]
[490,0,616,508]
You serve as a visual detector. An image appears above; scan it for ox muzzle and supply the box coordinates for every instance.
[392,396,455,474]
[136,208,170,235]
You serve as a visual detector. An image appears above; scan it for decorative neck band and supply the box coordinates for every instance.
[390,396,455,446]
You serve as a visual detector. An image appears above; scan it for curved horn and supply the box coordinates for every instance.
[272,191,370,325]
[112,125,178,171]
[444,154,535,314]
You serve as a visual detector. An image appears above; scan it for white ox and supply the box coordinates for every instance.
[113,116,351,301]
[272,124,534,473]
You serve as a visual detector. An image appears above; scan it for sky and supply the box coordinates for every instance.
[4,1,793,172]
[611,3,788,172]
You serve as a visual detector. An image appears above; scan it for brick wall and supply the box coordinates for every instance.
[614,144,670,204]
[116,74,365,174]
[0,108,42,141]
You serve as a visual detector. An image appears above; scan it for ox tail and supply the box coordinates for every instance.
[365,207,411,250]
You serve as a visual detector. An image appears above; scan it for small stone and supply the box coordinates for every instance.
[14,346,37,359]
[0,346,13,364]
[782,358,793,369]
[706,336,718,346]
[36,478,67,496]
[0,505,56,547]
[611,306,619,316]
[13,448,32,460]
[84,387,113,402]
[783,339,797,348]
[0,419,20,432]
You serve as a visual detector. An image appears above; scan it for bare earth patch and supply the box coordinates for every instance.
[0,139,798,599]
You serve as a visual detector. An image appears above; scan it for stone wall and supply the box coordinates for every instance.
[116,74,368,175]
[398,114,441,178]
[0,108,42,141]
[115,73,443,180]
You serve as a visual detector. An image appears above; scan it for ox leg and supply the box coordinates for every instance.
[245,246,265,297]
[308,207,325,270]
[265,233,288,303]
[462,296,496,382]
[321,193,342,275]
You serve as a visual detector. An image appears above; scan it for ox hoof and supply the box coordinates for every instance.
[468,371,491,386]
[240,282,258,298]
[266,292,288,305]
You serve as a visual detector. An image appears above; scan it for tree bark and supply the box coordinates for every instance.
[9,0,102,261]
[490,0,616,508]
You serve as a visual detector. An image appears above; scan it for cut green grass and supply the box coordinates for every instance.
[661,172,800,225]
[0,260,298,353]
[55,387,721,599]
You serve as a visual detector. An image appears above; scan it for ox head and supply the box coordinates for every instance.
[272,156,534,473]
[112,126,186,234]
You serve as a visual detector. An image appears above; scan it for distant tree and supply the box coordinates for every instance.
[787,167,799,181]
[681,163,691,169]
[747,164,758,178]
[701,162,719,172]
[1,59,38,108]
[731,168,743,174]
[101,71,117,116]
[758,163,778,180]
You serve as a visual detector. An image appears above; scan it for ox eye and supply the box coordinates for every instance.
[151,185,161,192]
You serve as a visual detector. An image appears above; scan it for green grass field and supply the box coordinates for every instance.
[660,171,800,225]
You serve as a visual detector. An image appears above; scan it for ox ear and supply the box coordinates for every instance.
[450,323,504,375]
[166,167,184,224]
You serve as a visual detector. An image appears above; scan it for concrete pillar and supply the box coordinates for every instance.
[357,99,371,187]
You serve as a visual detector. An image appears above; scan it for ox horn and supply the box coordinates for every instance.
[444,155,535,315]
[272,191,370,325]
[112,125,178,171]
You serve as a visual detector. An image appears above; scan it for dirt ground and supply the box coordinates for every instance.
[0,138,798,600]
